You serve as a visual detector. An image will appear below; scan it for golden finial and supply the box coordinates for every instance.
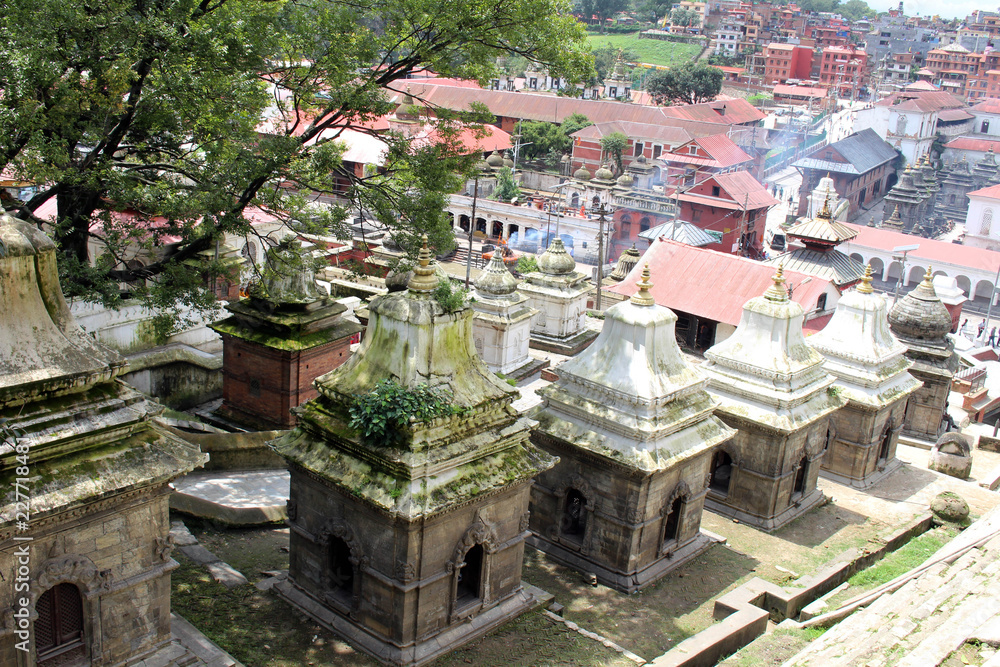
[818,192,832,219]
[857,264,874,294]
[922,265,934,285]
[407,234,438,293]
[631,263,655,306]
[764,263,788,302]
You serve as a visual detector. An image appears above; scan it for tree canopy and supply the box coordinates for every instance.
[577,0,629,30]
[518,113,592,164]
[0,0,589,323]
[669,8,701,27]
[646,62,723,105]
[599,132,628,174]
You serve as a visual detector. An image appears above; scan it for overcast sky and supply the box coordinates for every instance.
[863,0,993,21]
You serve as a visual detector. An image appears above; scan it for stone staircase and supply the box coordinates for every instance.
[783,506,1000,666]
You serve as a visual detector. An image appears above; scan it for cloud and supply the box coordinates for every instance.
[865,0,989,20]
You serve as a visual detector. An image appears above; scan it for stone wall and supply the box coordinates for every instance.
[286,468,532,650]
[0,486,176,666]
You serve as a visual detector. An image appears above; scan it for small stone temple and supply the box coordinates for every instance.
[0,213,205,666]
[518,238,597,354]
[528,266,735,592]
[808,266,921,488]
[211,240,362,430]
[271,238,555,666]
[889,267,958,442]
[765,194,865,290]
[471,252,539,377]
[700,267,846,531]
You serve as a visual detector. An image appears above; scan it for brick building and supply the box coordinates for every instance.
[763,43,814,84]
[793,128,898,218]
[818,45,869,98]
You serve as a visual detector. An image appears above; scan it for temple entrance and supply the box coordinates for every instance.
[562,489,588,544]
[662,496,683,548]
[328,536,354,602]
[709,451,732,495]
[793,456,808,496]
[456,544,484,606]
[878,426,892,462]
[36,583,86,667]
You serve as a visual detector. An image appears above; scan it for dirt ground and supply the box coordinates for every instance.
[172,445,1000,667]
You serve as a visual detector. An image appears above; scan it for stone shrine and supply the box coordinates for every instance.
[765,194,865,290]
[271,238,555,666]
[519,238,597,355]
[211,240,362,430]
[528,266,735,592]
[881,167,925,233]
[806,174,849,220]
[700,267,846,531]
[808,266,921,488]
[889,267,958,442]
[0,213,205,666]
[471,252,538,377]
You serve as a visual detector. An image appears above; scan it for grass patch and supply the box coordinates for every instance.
[720,626,827,666]
[825,524,960,609]
[585,33,703,68]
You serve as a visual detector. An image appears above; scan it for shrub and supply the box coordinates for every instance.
[433,278,468,312]
[348,379,454,446]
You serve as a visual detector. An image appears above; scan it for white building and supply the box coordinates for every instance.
[964,182,1000,251]
[854,88,967,165]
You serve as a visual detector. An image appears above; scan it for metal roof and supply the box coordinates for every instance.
[763,248,866,287]
[606,239,834,326]
[793,128,897,175]
[640,219,718,246]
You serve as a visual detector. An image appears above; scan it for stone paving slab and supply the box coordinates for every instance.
[170,469,289,525]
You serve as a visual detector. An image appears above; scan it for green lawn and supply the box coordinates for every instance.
[585,32,703,68]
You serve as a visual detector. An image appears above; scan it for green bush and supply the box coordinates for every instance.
[433,278,468,312]
[516,255,539,274]
[348,379,455,446]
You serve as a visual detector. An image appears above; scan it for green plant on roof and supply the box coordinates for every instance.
[433,278,468,312]
[348,379,455,446]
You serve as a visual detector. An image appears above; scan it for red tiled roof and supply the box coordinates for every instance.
[875,90,967,112]
[971,98,1000,114]
[660,99,765,125]
[606,239,833,326]
[968,183,1000,199]
[944,136,1000,152]
[713,170,780,209]
[665,134,752,169]
[939,108,975,121]
[574,121,693,146]
[839,223,1000,274]
[773,84,827,98]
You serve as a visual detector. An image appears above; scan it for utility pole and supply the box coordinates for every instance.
[465,172,480,288]
[594,202,609,311]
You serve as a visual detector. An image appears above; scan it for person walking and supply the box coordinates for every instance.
[991,327,997,348]
[979,320,986,339]
[960,318,969,337]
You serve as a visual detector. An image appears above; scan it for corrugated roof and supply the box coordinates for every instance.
[785,210,858,244]
[939,108,975,121]
[838,223,1000,274]
[714,170,781,209]
[944,136,1000,152]
[968,182,1000,199]
[763,248,866,287]
[971,98,1000,114]
[606,239,833,326]
[875,90,967,112]
[574,121,693,146]
[794,128,897,175]
[693,134,754,167]
[640,219,718,246]
[773,84,828,98]
[660,99,765,125]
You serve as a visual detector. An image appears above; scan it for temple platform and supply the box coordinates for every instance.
[170,469,289,525]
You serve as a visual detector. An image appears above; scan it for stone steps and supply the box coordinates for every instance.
[784,510,1000,666]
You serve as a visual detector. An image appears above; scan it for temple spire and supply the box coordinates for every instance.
[630,264,655,306]
[407,234,437,293]
[858,264,874,294]
[763,264,788,302]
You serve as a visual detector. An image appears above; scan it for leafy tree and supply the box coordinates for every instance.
[0,0,590,323]
[494,167,522,202]
[838,0,875,20]
[561,113,594,138]
[670,8,701,27]
[647,62,724,105]
[578,0,628,32]
[590,44,639,84]
[599,132,629,175]
[635,0,673,23]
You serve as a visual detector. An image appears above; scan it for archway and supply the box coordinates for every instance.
[458,215,470,232]
[456,544,484,606]
[850,252,864,264]
[908,265,926,285]
[956,275,971,296]
[491,220,503,238]
[328,535,354,602]
[662,496,683,547]
[709,451,733,495]
[793,456,808,496]
[886,260,902,282]
[562,489,588,544]
[975,279,995,301]
[36,583,86,667]
[475,217,487,234]
[868,256,884,279]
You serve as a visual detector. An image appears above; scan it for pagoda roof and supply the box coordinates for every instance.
[764,247,866,288]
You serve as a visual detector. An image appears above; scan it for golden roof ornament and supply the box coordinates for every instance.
[407,234,438,293]
[763,264,789,302]
[818,192,832,220]
[921,265,934,287]
[631,264,655,306]
[857,264,874,294]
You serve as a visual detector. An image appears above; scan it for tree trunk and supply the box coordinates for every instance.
[57,187,102,265]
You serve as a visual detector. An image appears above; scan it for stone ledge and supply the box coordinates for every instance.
[646,511,935,667]
[528,329,599,355]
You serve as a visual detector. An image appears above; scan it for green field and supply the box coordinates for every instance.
[585,32,704,68]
